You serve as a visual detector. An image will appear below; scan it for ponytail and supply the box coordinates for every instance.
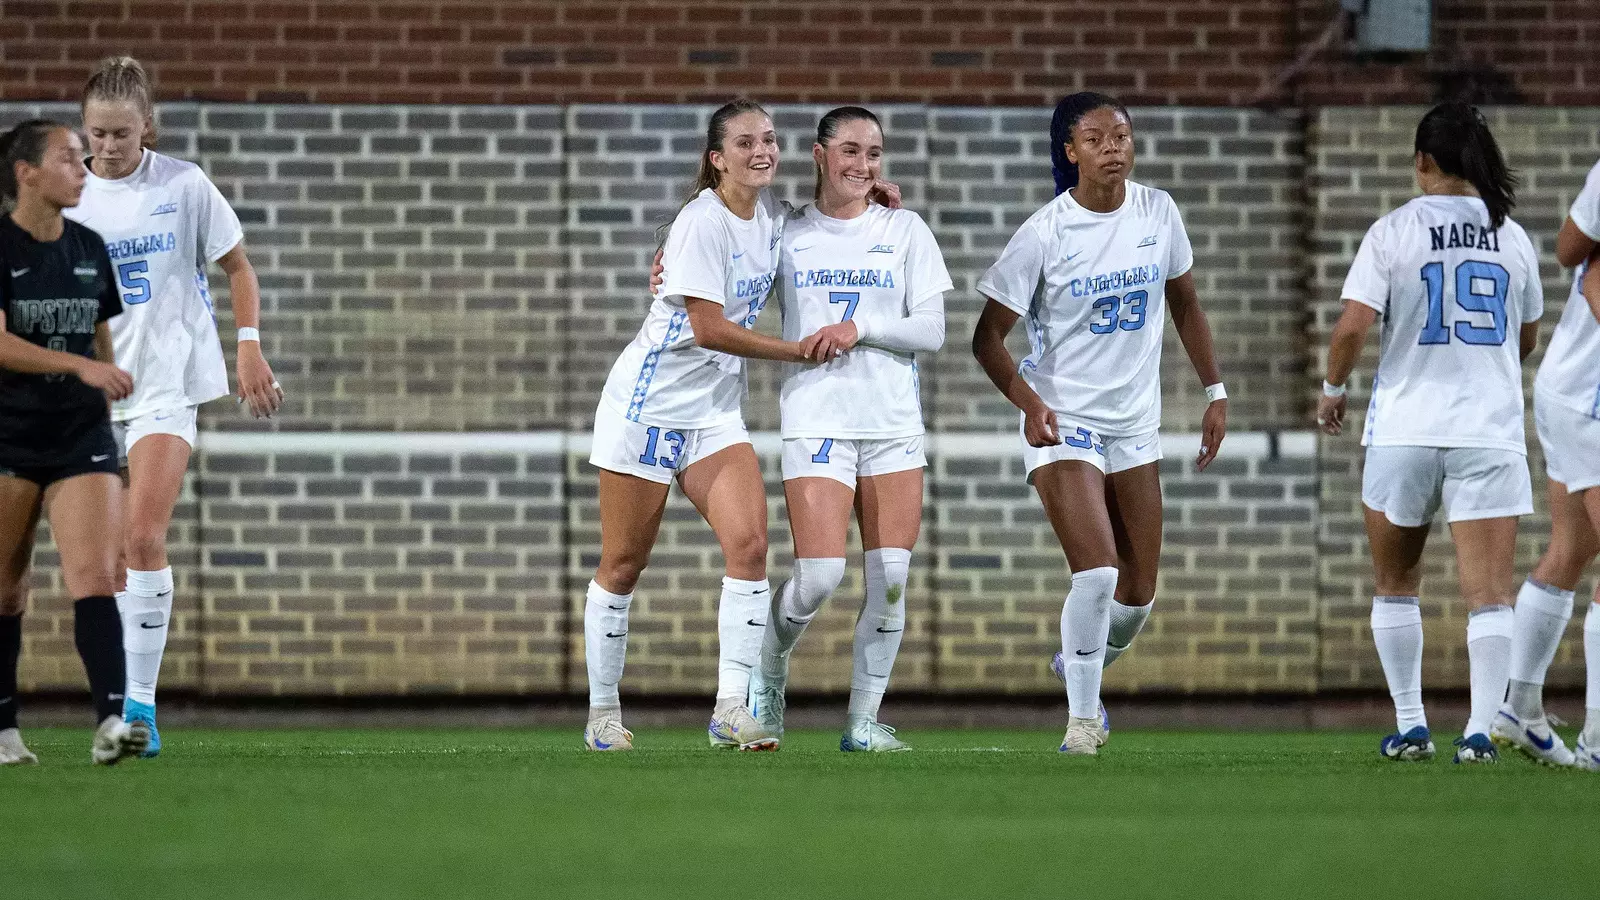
[1415,102,1517,229]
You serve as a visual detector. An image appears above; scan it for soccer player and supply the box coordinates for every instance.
[1318,103,1542,765]
[971,92,1229,755]
[0,119,148,765]
[1494,157,1600,769]
[66,57,282,758]
[584,99,831,752]
[744,107,951,752]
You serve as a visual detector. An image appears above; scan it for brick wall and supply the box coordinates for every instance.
[2,2,1591,107]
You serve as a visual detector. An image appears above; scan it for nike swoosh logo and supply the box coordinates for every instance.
[786,616,807,625]
[154,415,172,421]
[606,604,628,610]
[905,444,919,455]
[1135,441,1154,451]
[875,627,903,634]
[1074,649,1096,656]
[604,631,628,638]
[91,454,112,462]
[10,268,28,277]
[854,739,869,749]
[1064,251,1082,262]
[746,619,766,627]
[793,245,815,253]
[139,622,165,629]
[753,588,768,595]
[732,251,746,260]
[592,740,612,750]
[156,591,172,598]
[1528,729,1555,751]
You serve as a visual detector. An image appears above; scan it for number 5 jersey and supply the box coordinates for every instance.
[67,149,244,421]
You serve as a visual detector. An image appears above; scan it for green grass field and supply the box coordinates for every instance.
[7,726,1598,899]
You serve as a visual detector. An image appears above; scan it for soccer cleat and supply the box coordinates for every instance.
[840,718,910,752]
[1575,734,1600,772]
[1452,732,1498,764]
[0,727,39,765]
[583,709,633,751]
[748,666,787,741]
[91,715,150,766]
[123,698,161,758]
[1379,725,1436,761]
[1050,650,1110,746]
[708,705,779,751]
[1059,715,1105,755]
[1490,708,1575,768]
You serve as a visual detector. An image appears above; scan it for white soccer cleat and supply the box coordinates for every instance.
[0,727,39,765]
[708,704,779,751]
[748,666,787,741]
[91,715,150,766]
[583,709,633,751]
[1059,715,1105,755]
[1574,734,1600,772]
[840,717,911,752]
[1051,651,1109,745]
[1490,708,1575,768]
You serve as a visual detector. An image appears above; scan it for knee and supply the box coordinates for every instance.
[596,554,648,596]
[723,528,769,574]
[796,557,847,601]
[1116,570,1157,608]
[0,580,27,616]
[124,523,169,570]
[1532,545,1596,593]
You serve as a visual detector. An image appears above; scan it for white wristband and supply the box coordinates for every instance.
[237,327,260,343]
[1204,382,1227,403]
[1322,380,1347,398]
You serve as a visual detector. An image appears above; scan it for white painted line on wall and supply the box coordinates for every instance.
[198,430,1319,460]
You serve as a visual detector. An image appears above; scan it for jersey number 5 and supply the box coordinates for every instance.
[117,261,152,305]
[1418,260,1509,346]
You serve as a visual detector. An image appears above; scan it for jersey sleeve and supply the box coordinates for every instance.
[1165,193,1195,279]
[977,218,1046,318]
[196,171,246,263]
[903,212,954,307]
[1570,161,1600,241]
[1516,231,1544,324]
[658,204,730,306]
[1340,219,1392,313]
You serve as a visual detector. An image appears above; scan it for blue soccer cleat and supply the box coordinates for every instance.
[1379,725,1435,761]
[123,698,161,758]
[1452,732,1497,764]
[1051,651,1110,744]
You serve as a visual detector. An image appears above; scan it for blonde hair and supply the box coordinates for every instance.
[82,56,157,148]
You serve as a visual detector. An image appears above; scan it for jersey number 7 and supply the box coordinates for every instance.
[829,291,860,321]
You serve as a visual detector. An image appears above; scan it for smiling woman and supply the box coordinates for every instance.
[0,118,148,767]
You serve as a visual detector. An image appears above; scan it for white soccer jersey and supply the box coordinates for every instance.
[1342,195,1543,453]
[1536,160,1600,420]
[599,188,784,429]
[976,181,1193,437]
[779,204,952,439]
[66,149,242,420]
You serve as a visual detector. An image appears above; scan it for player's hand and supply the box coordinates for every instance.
[76,359,133,401]
[236,341,283,419]
[1196,398,1228,472]
[801,321,859,362]
[1022,402,1061,448]
[649,248,665,294]
[1316,393,1346,436]
[868,180,902,209]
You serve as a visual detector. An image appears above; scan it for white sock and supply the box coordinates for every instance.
[1061,567,1117,720]
[716,576,770,705]
[761,557,845,679]
[849,548,910,722]
[119,568,174,706]
[1506,579,1575,720]
[1371,596,1426,733]
[583,581,632,709]
[1465,604,1514,738]
[1104,599,1152,668]
[1585,603,1600,745]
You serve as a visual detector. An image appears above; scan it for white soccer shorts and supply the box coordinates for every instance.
[588,402,750,485]
[1535,393,1600,493]
[1020,413,1162,483]
[112,405,199,467]
[779,435,925,486]
[1362,445,1534,527]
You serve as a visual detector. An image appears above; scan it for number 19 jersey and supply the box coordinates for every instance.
[977,181,1193,437]
[1341,195,1542,453]
[779,204,952,439]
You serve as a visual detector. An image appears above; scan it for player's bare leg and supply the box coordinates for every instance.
[0,476,41,765]
[1363,506,1436,761]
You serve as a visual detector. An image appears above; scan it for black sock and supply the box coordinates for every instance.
[0,614,19,732]
[73,597,125,723]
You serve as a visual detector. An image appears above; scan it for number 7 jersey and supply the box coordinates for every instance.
[1341,195,1542,452]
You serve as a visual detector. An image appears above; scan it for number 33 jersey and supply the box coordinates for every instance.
[978,181,1193,438]
[1341,195,1542,453]
[779,204,952,439]
[66,149,243,421]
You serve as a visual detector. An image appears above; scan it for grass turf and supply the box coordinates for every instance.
[6,726,1599,899]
